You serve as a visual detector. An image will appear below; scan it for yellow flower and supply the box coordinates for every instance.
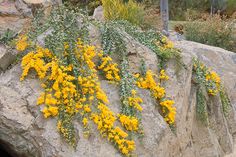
[159,69,169,80]
[84,105,91,113]
[119,114,139,131]
[136,70,166,99]
[48,106,59,116]
[42,107,51,118]
[96,90,109,104]
[16,35,28,52]
[98,55,121,82]
[160,100,176,124]
[82,118,88,126]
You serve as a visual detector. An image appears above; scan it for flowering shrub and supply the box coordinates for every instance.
[15,5,181,156]
[16,35,28,52]
[193,59,221,96]
[193,58,231,124]
[119,59,144,135]
[102,0,145,26]
[17,34,137,155]
[184,15,235,52]
[97,53,121,82]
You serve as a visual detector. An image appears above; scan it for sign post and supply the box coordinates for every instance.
[160,0,169,36]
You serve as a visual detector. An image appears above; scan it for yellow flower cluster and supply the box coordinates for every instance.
[76,39,96,69]
[193,59,222,96]
[21,51,47,80]
[136,70,165,99]
[135,69,176,125]
[76,39,134,156]
[91,103,135,155]
[16,35,28,52]
[160,100,176,124]
[98,53,121,82]
[159,69,169,80]
[20,46,53,81]
[19,38,135,155]
[37,93,58,106]
[118,114,139,131]
[156,36,174,51]
[127,90,143,111]
[205,71,221,96]
[42,106,59,118]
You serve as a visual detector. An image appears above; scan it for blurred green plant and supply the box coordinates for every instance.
[102,0,145,26]
[0,29,16,45]
[63,0,101,15]
[184,14,235,52]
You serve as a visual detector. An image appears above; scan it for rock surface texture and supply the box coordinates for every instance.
[0,30,236,156]
[0,0,61,33]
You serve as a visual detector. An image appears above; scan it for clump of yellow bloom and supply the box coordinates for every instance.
[91,103,135,156]
[127,89,143,111]
[16,35,28,52]
[20,46,54,81]
[156,36,174,51]
[37,93,58,105]
[118,114,139,131]
[205,71,221,96]
[159,69,169,80]
[42,106,59,118]
[82,118,88,126]
[136,70,165,99]
[160,100,176,124]
[193,59,221,96]
[98,53,121,82]
[20,51,47,81]
[135,69,176,125]
[19,37,135,155]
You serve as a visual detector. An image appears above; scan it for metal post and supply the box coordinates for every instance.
[160,0,169,36]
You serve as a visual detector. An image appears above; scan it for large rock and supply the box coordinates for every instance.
[0,28,236,157]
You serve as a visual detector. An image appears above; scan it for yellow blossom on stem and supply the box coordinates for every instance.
[16,35,28,52]
[160,100,176,124]
[119,114,139,131]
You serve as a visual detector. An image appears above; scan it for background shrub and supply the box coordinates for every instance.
[102,0,145,26]
[63,0,101,15]
[184,15,235,52]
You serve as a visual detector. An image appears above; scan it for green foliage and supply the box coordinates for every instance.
[120,59,138,116]
[184,15,235,52]
[26,5,90,147]
[113,21,181,68]
[100,20,182,69]
[28,5,90,59]
[193,58,232,125]
[0,29,16,45]
[102,0,145,26]
[140,59,147,76]
[63,0,101,15]
[220,87,231,117]
[193,58,209,125]
[58,108,77,147]
[101,22,127,57]
[227,0,236,15]
[196,87,209,125]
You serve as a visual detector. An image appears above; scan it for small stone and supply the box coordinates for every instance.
[93,6,104,22]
